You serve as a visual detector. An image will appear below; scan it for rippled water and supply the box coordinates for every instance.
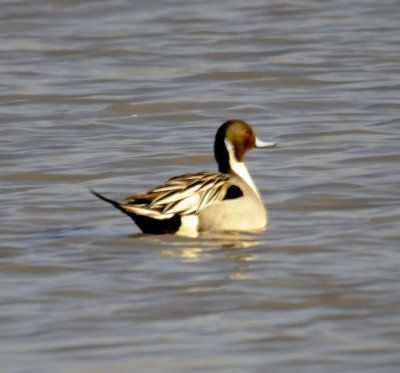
[1,1,400,372]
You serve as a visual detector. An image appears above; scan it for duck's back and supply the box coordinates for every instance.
[126,171,243,218]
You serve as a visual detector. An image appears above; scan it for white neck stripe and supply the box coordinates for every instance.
[224,139,260,196]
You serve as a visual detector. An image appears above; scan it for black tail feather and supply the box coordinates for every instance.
[90,188,181,234]
[90,189,124,211]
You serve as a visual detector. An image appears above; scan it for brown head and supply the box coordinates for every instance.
[214,120,275,173]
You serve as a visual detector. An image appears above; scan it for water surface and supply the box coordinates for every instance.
[1,1,400,372]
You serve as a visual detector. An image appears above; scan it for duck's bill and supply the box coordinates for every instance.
[255,137,276,148]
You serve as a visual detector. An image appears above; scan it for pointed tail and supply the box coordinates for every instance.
[90,188,182,234]
[90,189,127,213]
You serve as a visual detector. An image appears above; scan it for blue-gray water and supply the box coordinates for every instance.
[1,1,400,372]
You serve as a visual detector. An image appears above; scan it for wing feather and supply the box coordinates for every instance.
[125,171,240,217]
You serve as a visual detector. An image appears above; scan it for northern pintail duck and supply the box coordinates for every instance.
[91,120,275,236]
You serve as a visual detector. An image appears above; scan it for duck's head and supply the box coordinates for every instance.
[214,120,275,173]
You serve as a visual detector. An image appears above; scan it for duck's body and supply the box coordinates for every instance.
[92,120,275,236]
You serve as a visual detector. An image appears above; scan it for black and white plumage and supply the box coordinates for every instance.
[91,120,275,236]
